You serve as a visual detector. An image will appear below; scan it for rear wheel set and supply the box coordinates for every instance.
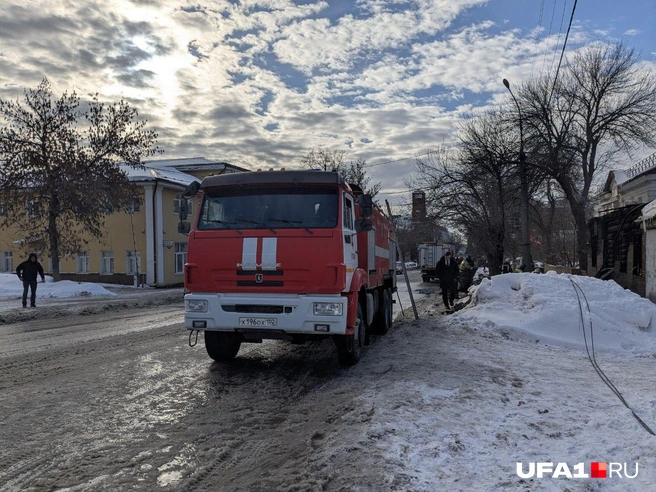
[372,288,393,335]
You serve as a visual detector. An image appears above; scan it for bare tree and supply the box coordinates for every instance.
[0,78,160,280]
[532,180,578,265]
[520,42,656,271]
[301,148,380,197]
[300,147,345,171]
[341,158,381,198]
[413,111,520,274]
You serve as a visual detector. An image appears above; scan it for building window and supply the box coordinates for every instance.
[100,251,114,274]
[126,251,141,275]
[76,251,90,274]
[124,200,141,214]
[173,194,192,216]
[2,251,12,272]
[100,198,115,214]
[26,201,40,218]
[175,242,187,274]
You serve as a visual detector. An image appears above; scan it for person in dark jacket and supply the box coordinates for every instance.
[436,251,459,311]
[16,253,46,308]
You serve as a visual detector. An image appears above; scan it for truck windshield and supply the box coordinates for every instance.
[197,185,339,231]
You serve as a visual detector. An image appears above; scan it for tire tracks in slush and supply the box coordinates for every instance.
[0,307,379,491]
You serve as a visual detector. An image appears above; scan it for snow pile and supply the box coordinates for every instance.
[452,272,656,355]
[0,273,116,299]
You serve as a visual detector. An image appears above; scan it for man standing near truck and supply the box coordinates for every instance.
[436,251,459,312]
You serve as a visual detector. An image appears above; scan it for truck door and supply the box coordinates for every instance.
[343,193,357,290]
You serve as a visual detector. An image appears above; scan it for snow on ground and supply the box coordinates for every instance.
[451,271,656,355]
[340,274,656,490]
[0,273,116,299]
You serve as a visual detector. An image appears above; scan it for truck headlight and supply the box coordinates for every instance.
[185,299,208,313]
[313,302,343,316]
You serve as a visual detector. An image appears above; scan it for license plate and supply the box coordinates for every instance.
[239,317,277,327]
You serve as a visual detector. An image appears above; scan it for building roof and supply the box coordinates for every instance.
[601,152,656,194]
[624,151,656,181]
[142,157,250,173]
[602,170,629,193]
[121,164,200,188]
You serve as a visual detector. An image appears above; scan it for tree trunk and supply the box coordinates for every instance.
[572,203,588,272]
[48,196,61,281]
[487,230,506,276]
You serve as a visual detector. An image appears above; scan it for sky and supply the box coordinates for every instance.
[0,0,655,209]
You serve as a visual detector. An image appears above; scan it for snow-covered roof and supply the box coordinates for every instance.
[602,153,656,192]
[142,157,249,172]
[121,165,200,188]
[624,151,656,180]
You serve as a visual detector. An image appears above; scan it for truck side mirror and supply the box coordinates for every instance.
[355,218,373,232]
[183,181,200,199]
[178,199,188,221]
[359,194,373,217]
[178,221,191,234]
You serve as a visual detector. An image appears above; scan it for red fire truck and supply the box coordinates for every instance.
[178,170,397,366]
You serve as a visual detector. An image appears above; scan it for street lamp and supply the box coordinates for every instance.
[503,78,533,271]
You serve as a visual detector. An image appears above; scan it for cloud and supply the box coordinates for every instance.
[0,0,651,210]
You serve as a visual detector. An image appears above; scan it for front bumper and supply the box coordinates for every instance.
[184,293,348,335]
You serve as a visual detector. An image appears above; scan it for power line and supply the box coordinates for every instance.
[549,0,569,74]
[530,0,547,79]
[540,0,559,77]
[548,0,578,105]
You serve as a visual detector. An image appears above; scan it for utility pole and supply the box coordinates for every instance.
[503,78,533,271]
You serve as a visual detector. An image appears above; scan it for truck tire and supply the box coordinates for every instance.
[335,303,364,366]
[372,288,392,335]
[205,331,241,361]
[422,275,429,283]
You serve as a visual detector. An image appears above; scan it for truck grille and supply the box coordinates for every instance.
[221,304,292,314]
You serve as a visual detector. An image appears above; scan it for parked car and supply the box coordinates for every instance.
[395,261,403,274]
[404,261,418,269]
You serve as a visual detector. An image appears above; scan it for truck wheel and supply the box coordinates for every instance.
[373,289,392,335]
[205,331,241,361]
[335,303,364,366]
[422,275,429,283]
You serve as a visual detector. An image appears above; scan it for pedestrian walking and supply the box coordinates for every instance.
[16,253,46,308]
[436,251,459,312]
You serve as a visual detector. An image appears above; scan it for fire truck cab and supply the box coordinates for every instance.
[179,170,397,366]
